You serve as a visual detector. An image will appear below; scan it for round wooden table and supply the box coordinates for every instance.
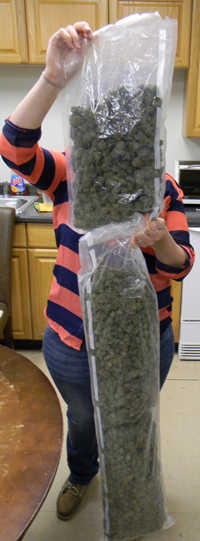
[0,345,63,541]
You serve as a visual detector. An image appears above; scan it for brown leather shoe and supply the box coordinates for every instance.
[57,478,87,520]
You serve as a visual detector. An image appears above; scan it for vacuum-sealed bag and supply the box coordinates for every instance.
[78,219,174,540]
[62,12,177,233]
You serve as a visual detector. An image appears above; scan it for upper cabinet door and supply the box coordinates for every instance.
[25,0,108,64]
[109,0,193,68]
[183,0,200,137]
[0,0,28,63]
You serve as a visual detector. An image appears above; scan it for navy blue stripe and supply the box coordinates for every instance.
[165,178,180,197]
[165,179,185,213]
[54,179,68,205]
[55,223,82,253]
[34,148,55,190]
[46,300,84,339]
[170,230,191,246]
[143,252,157,274]
[1,155,36,176]
[156,286,172,310]
[168,199,185,213]
[2,147,56,188]
[54,264,79,295]
[4,119,41,147]
[156,257,190,276]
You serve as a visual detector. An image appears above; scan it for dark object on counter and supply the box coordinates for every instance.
[70,84,163,230]
[0,207,15,348]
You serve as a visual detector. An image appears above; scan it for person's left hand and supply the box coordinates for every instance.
[131,213,167,249]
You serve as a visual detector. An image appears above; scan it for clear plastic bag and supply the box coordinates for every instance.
[61,12,177,233]
[78,219,174,541]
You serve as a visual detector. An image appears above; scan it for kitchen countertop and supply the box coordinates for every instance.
[1,184,198,227]
[15,197,53,224]
[0,185,53,224]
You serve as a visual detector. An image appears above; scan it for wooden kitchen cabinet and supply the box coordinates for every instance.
[0,0,28,63]
[28,248,57,340]
[0,0,108,64]
[171,280,182,343]
[11,223,57,342]
[0,0,192,68]
[27,224,58,340]
[183,0,200,137]
[109,0,192,68]
[12,224,32,340]
[25,0,108,64]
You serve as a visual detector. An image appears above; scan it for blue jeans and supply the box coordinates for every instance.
[160,323,175,389]
[43,322,174,485]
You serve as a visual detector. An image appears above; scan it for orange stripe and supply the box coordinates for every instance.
[159,307,172,322]
[166,210,190,232]
[0,132,39,166]
[53,201,68,228]
[49,276,83,319]
[150,273,171,293]
[55,244,81,275]
[156,266,191,280]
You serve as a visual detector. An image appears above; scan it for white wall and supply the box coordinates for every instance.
[165,70,200,176]
[0,65,200,182]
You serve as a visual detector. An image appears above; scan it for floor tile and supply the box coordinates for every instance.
[160,413,200,457]
[68,511,103,541]
[160,380,200,415]
[194,362,200,390]
[22,510,71,541]
[162,456,200,514]
[167,353,198,381]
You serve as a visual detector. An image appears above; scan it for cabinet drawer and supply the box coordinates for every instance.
[26,224,56,248]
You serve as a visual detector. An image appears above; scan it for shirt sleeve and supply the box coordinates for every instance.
[0,118,66,198]
[155,174,195,281]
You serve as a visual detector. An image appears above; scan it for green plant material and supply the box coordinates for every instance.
[83,254,167,540]
[69,84,163,229]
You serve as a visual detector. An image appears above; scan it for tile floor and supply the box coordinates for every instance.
[19,349,200,541]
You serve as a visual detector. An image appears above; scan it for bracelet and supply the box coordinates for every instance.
[42,72,63,89]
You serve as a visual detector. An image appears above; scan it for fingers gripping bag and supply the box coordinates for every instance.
[78,218,174,541]
[61,12,177,233]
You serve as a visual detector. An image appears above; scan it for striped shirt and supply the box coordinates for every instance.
[0,118,195,349]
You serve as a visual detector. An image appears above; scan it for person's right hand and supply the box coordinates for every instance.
[43,22,93,87]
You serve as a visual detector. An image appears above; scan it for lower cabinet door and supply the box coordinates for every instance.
[28,248,58,340]
[171,280,182,344]
[12,248,32,340]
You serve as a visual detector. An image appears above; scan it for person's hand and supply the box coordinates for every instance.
[131,213,167,249]
[43,21,93,87]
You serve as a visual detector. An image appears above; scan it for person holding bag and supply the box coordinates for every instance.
[0,21,195,526]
